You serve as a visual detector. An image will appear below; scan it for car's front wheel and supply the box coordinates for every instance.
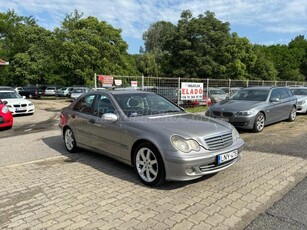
[64,128,78,153]
[253,112,265,132]
[288,106,296,122]
[134,142,165,187]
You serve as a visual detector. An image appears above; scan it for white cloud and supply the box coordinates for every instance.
[1,0,306,52]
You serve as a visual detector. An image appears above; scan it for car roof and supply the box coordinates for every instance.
[243,86,285,90]
[109,90,154,95]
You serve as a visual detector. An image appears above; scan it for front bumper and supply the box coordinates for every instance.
[9,105,35,115]
[162,139,245,181]
[296,105,307,113]
[0,114,13,128]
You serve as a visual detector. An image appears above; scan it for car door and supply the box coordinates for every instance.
[87,93,123,159]
[267,89,283,124]
[278,88,293,119]
[70,94,96,147]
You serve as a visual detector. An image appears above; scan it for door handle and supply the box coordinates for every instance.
[89,119,95,124]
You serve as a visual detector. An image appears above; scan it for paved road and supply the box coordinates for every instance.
[0,101,306,229]
[246,177,307,230]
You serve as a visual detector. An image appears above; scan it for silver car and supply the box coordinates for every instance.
[289,87,307,114]
[59,90,244,186]
[206,87,297,132]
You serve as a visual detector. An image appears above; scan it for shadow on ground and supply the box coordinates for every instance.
[42,135,216,190]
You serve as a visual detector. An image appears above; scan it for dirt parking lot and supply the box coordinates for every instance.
[0,99,306,229]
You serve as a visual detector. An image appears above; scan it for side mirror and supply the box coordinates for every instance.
[270,97,280,102]
[102,113,118,122]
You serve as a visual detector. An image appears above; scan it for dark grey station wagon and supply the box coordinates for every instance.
[206,87,297,132]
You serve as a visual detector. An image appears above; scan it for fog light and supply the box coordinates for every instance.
[186,167,195,175]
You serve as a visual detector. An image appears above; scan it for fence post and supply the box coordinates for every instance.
[94,73,97,89]
[177,77,181,105]
[228,78,231,92]
[141,75,144,90]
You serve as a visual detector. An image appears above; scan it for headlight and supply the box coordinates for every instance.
[171,135,201,153]
[29,103,33,106]
[232,128,240,141]
[236,110,256,116]
[298,100,306,105]
[1,106,9,113]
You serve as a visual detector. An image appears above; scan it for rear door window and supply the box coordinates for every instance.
[73,94,96,114]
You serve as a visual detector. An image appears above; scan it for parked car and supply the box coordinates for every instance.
[206,87,297,132]
[44,86,62,96]
[59,90,244,186]
[0,86,15,91]
[0,91,35,115]
[70,87,91,100]
[15,87,24,94]
[0,100,13,129]
[220,87,242,96]
[56,87,74,97]
[289,87,307,114]
[206,88,228,103]
[18,87,43,99]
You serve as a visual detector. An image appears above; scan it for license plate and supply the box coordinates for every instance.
[16,107,26,111]
[217,117,229,122]
[217,150,238,164]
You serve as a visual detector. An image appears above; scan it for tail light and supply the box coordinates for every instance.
[60,113,67,126]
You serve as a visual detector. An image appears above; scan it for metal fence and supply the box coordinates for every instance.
[96,75,307,107]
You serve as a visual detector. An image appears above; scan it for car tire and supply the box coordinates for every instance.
[288,106,296,122]
[253,112,265,132]
[134,142,166,187]
[64,127,78,153]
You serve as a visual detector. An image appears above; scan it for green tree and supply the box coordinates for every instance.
[54,10,139,86]
[170,10,231,78]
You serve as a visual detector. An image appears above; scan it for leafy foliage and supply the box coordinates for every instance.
[0,9,306,86]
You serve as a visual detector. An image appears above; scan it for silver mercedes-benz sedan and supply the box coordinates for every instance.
[59,90,244,186]
[206,87,297,132]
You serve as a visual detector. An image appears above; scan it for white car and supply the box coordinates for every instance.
[290,87,307,114]
[70,87,91,100]
[0,91,35,115]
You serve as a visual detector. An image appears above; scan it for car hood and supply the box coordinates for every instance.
[129,113,232,138]
[211,99,265,111]
[2,98,33,104]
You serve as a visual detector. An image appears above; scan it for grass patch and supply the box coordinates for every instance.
[185,106,208,113]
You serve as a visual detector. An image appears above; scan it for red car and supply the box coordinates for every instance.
[0,100,13,129]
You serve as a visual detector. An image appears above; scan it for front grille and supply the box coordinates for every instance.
[204,132,233,150]
[13,104,27,108]
[212,111,233,118]
[213,111,221,116]
[222,112,233,117]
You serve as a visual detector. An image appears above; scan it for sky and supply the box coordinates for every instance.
[1,0,306,54]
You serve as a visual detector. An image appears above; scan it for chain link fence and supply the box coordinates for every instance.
[96,75,307,107]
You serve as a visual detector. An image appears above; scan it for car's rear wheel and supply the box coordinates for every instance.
[134,142,165,187]
[288,106,296,121]
[253,112,265,132]
[64,128,78,153]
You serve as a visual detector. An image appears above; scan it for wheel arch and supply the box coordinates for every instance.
[130,139,164,168]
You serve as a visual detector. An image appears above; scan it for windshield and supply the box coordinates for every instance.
[113,93,184,117]
[230,89,269,101]
[73,89,86,93]
[291,88,307,96]
[0,91,22,99]
[209,89,226,95]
